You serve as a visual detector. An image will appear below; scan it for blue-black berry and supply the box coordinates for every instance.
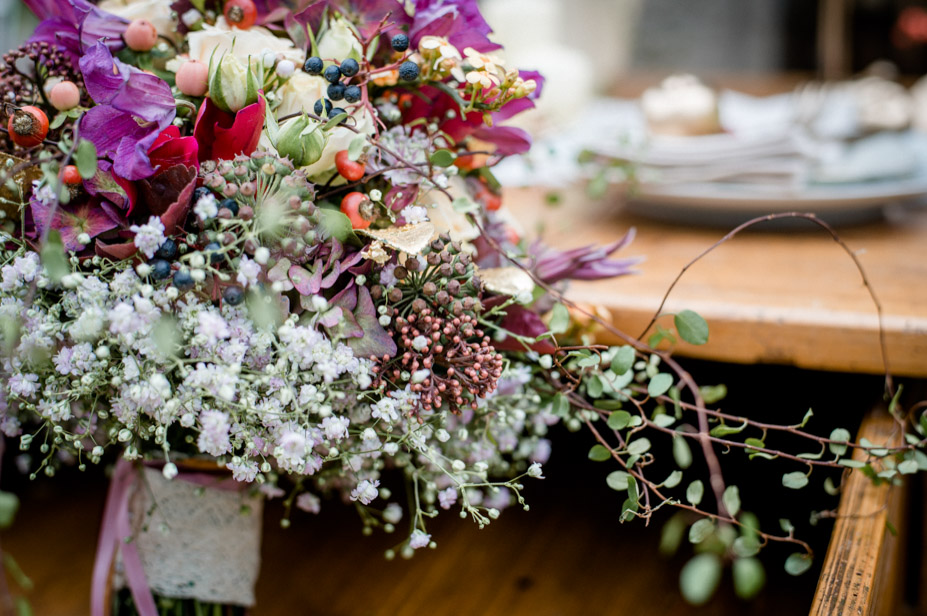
[344,85,362,103]
[323,65,342,84]
[154,239,178,261]
[329,107,346,122]
[398,61,419,82]
[391,33,409,52]
[193,186,211,203]
[205,242,224,264]
[340,58,359,77]
[219,197,239,215]
[150,259,171,280]
[223,286,245,306]
[313,98,333,116]
[327,83,346,101]
[303,56,323,75]
[173,270,194,290]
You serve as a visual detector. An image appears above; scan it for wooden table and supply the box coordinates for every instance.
[506,186,927,377]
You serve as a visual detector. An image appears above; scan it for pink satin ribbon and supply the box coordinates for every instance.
[90,459,245,616]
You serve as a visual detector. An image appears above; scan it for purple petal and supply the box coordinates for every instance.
[471,125,532,156]
[346,286,397,358]
[411,0,499,52]
[288,264,315,295]
[31,198,119,252]
[26,0,126,63]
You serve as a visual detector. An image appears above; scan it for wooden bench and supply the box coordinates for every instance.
[810,409,913,615]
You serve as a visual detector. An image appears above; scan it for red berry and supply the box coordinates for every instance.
[224,0,257,29]
[340,191,372,229]
[7,106,49,148]
[335,150,365,182]
[474,183,502,211]
[62,165,81,185]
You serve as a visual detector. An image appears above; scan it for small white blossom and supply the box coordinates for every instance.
[194,193,219,220]
[129,216,166,259]
[400,205,429,224]
[409,529,431,549]
[350,479,380,505]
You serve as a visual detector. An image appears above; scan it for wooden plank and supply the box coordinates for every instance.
[505,187,927,376]
[809,409,907,616]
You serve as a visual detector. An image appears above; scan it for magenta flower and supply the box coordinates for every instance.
[532,230,642,284]
[24,0,126,63]
[193,96,266,163]
[78,42,176,180]
[30,196,120,252]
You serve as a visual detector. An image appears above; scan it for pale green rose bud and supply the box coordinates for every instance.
[276,115,328,167]
[208,52,260,113]
[316,17,363,62]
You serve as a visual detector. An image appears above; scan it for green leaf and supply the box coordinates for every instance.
[829,428,851,456]
[686,480,704,506]
[663,470,683,488]
[782,471,809,489]
[679,553,722,606]
[688,518,714,544]
[723,485,741,517]
[551,392,570,417]
[0,490,19,529]
[627,438,651,456]
[784,552,813,576]
[15,597,32,616]
[798,408,814,428]
[710,420,747,437]
[50,112,68,130]
[609,345,635,375]
[780,518,795,534]
[898,459,919,475]
[733,535,760,558]
[823,476,840,496]
[321,112,349,130]
[429,149,456,167]
[915,449,927,471]
[75,139,98,179]
[653,413,675,428]
[606,470,631,491]
[838,458,865,469]
[451,196,478,214]
[585,374,603,398]
[699,383,727,404]
[549,303,569,335]
[588,444,611,462]
[347,135,367,161]
[607,410,631,430]
[316,208,359,244]
[674,309,709,345]
[648,373,673,398]
[659,513,687,556]
[733,557,766,599]
[673,434,693,469]
[40,230,70,283]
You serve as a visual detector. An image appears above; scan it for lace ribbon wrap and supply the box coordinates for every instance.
[93,460,263,614]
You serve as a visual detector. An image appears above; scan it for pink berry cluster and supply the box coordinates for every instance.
[373,307,504,414]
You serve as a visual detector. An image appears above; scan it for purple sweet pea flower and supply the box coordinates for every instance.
[532,229,642,284]
[78,42,176,181]
[410,0,499,53]
[24,0,126,63]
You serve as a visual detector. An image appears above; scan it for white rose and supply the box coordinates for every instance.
[316,17,363,62]
[276,72,329,117]
[187,18,304,66]
[99,0,176,37]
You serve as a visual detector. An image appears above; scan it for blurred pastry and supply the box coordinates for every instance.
[640,74,722,137]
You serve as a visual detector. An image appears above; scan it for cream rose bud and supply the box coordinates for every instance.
[186,18,304,66]
[98,0,176,37]
[208,53,260,113]
[317,17,363,62]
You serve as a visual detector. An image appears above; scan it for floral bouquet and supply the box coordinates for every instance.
[0,0,638,612]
